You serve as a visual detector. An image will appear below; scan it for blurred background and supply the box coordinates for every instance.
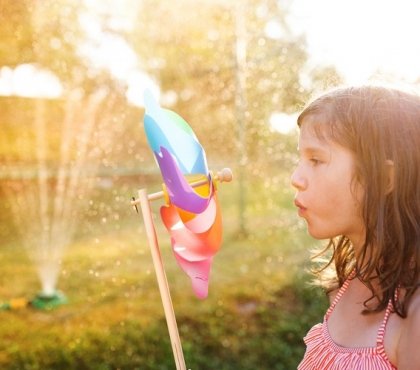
[1,0,419,368]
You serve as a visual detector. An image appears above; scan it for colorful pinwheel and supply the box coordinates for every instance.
[132,90,231,370]
[143,90,224,299]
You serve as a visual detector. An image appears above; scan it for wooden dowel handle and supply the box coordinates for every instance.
[138,189,186,370]
[131,168,233,207]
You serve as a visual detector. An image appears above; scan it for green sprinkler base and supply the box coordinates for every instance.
[30,291,68,310]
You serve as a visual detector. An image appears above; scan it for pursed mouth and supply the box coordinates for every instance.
[294,199,306,211]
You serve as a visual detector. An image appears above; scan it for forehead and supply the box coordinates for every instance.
[298,114,332,149]
[299,113,330,137]
[298,114,356,161]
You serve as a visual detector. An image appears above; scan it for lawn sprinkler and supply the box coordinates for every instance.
[30,290,68,310]
[0,291,67,311]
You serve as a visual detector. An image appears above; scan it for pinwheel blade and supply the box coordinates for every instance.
[155,147,211,213]
[144,90,208,175]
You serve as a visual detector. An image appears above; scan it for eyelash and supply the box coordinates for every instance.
[309,158,321,165]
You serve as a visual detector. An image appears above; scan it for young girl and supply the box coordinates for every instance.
[291,86,420,369]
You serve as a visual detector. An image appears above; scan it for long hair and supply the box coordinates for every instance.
[298,86,420,317]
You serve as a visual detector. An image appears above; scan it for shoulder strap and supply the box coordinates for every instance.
[376,288,399,347]
[325,274,353,320]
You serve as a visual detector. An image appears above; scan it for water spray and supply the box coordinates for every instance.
[1,92,108,313]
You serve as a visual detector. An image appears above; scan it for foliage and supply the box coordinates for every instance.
[0,0,34,65]
[1,282,326,370]
[0,0,85,85]
[0,1,339,368]
[132,0,312,165]
[0,172,328,369]
[0,227,326,369]
[307,65,345,98]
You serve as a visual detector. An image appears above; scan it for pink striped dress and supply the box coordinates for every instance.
[298,276,397,369]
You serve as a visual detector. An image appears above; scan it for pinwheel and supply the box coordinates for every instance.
[131,90,232,370]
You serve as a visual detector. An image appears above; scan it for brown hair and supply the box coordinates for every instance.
[298,86,420,317]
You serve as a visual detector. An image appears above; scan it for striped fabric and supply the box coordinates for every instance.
[298,275,396,370]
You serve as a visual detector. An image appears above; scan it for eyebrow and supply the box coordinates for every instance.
[297,145,329,155]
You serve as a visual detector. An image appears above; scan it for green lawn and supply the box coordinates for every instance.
[0,177,328,369]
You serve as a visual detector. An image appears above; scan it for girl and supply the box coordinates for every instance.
[291,86,420,369]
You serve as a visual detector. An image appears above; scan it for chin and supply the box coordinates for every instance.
[307,225,335,240]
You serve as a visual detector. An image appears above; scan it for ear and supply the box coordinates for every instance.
[385,160,394,194]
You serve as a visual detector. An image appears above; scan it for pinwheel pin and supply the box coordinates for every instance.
[131,90,232,370]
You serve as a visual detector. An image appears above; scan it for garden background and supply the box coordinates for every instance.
[1,0,418,369]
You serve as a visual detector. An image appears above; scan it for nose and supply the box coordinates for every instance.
[291,165,307,191]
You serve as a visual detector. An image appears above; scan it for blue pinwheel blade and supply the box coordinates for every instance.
[143,90,208,176]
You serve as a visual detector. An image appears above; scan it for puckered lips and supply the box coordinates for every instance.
[294,198,307,216]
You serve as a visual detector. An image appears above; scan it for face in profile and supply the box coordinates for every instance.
[291,115,365,247]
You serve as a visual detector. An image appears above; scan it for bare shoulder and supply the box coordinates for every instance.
[396,288,420,369]
[404,288,420,329]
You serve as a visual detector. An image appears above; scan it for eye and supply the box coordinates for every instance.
[309,158,321,166]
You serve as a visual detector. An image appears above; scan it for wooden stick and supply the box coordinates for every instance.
[132,168,233,208]
[138,189,187,370]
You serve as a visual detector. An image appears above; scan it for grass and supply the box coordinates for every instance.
[0,175,328,369]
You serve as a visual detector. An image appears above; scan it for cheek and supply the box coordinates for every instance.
[312,175,360,216]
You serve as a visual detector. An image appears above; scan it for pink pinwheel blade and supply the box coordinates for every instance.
[160,195,222,261]
[160,193,223,299]
[172,249,212,300]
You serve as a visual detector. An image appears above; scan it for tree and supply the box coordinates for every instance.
[0,0,34,65]
[307,65,344,96]
[0,0,86,86]
[130,0,313,164]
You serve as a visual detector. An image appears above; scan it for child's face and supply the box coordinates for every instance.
[291,115,365,247]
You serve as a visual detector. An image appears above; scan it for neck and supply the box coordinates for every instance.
[348,231,366,261]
